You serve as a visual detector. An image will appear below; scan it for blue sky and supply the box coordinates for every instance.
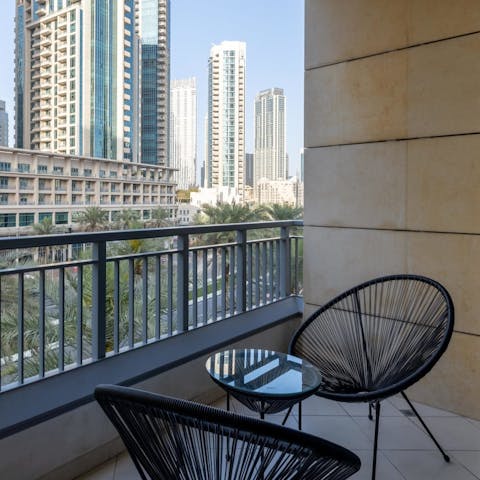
[0,0,304,177]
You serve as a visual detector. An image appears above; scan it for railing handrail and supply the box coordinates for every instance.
[0,220,304,249]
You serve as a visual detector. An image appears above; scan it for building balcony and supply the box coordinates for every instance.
[0,221,303,478]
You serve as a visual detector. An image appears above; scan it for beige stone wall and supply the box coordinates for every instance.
[304,0,480,419]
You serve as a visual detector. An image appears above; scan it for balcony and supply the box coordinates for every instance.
[0,221,303,478]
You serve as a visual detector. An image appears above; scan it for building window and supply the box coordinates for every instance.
[19,213,34,227]
[18,163,30,173]
[39,212,52,222]
[0,193,8,204]
[55,194,63,204]
[53,166,64,174]
[99,170,106,178]
[71,167,78,176]
[20,196,28,205]
[38,164,48,174]
[0,162,11,172]
[19,178,29,189]
[0,213,16,228]
[0,177,8,188]
[84,168,92,177]
[55,212,68,225]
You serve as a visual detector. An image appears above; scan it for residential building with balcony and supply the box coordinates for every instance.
[136,0,171,166]
[15,0,140,162]
[254,176,304,207]
[254,88,287,186]
[205,41,245,200]
[0,146,177,234]
[170,77,197,188]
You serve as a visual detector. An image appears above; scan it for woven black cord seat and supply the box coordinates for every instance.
[289,274,454,480]
[95,384,360,480]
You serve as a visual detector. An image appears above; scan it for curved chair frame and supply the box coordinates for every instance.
[289,274,454,480]
[95,384,361,480]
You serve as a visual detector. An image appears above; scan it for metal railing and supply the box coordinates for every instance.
[0,221,303,392]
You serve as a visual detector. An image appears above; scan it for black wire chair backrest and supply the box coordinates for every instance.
[95,384,361,480]
[290,274,454,401]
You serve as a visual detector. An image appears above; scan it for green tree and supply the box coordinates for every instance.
[114,210,141,230]
[74,206,108,232]
[266,203,303,220]
[33,217,55,235]
[148,207,171,228]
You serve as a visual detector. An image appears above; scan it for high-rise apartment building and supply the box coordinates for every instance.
[15,0,139,161]
[206,41,245,198]
[15,0,171,167]
[0,101,8,147]
[254,88,287,185]
[170,77,197,189]
[136,0,170,165]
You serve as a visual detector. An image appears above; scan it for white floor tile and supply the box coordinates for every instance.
[113,453,140,480]
[352,416,434,451]
[452,451,480,478]
[384,450,478,480]
[300,415,372,451]
[74,458,115,480]
[409,416,480,451]
[350,449,406,480]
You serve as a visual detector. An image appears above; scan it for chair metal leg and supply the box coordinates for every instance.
[298,401,302,430]
[282,405,293,426]
[368,402,373,420]
[371,401,381,480]
[401,391,450,462]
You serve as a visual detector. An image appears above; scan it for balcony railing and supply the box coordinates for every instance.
[0,221,303,396]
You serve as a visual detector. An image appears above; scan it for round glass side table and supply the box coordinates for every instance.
[206,348,322,430]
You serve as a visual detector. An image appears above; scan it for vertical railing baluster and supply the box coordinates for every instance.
[92,241,107,360]
[262,241,267,305]
[192,250,198,328]
[167,253,173,335]
[236,230,247,314]
[18,273,24,384]
[39,270,45,377]
[294,237,299,294]
[176,234,189,333]
[269,241,274,302]
[59,267,65,372]
[142,257,148,343]
[202,249,208,324]
[128,259,135,348]
[275,238,281,299]
[113,261,119,353]
[255,242,260,307]
[212,247,217,321]
[77,264,83,364]
[221,248,226,319]
[247,243,252,310]
[155,255,161,339]
[0,275,2,389]
[229,244,235,315]
[279,226,291,298]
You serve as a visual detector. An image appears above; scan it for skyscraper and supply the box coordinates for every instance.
[170,77,197,189]
[136,0,170,165]
[245,153,254,187]
[254,88,287,185]
[15,0,139,161]
[206,41,245,198]
[0,101,8,147]
[14,0,172,166]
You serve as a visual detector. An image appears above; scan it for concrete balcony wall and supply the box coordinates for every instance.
[304,0,480,419]
[0,318,299,480]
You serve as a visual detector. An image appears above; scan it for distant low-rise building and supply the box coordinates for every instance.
[177,204,200,225]
[0,147,177,236]
[254,177,303,206]
[190,186,241,207]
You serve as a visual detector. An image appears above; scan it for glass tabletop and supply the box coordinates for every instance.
[206,348,322,399]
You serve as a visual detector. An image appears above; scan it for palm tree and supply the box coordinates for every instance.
[114,210,141,230]
[148,207,171,228]
[265,203,303,220]
[74,206,108,232]
[33,217,55,235]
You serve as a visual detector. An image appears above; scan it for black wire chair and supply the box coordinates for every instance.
[289,274,454,480]
[95,384,361,480]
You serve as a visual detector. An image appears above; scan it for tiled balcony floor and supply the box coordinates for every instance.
[78,394,480,480]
